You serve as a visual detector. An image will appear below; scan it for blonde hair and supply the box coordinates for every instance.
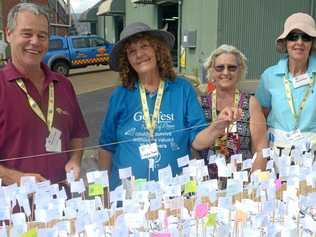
[204,44,248,81]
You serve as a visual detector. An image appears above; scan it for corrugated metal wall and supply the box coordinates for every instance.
[218,0,314,79]
[181,0,218,77]
[125,1,158,28]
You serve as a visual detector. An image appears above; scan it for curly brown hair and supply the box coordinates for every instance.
[117,33,176,89]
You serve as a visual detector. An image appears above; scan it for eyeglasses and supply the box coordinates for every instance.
[286,32,313,42]
[214,64,239,72]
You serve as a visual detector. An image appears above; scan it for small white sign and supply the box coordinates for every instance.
[242,159,252,170]
[177,155,189,167]
[262,148,271,158]
[119,167,132,179]
[150,197,162,211]
[11,212,26,226]
[20,176,37,194]
[66,170,75,183]
[70,179,85,193]
[288,129,304,141]
[231,153,243,164]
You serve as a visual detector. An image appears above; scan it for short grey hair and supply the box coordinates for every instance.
[7,3,49,32]
[204,44,248,81]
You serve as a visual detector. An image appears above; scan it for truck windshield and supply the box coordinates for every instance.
[48,39,63,51]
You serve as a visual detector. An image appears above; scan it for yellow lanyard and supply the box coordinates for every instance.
[139,80,164,138]
[16,79,55,132]
[211,88,240,121]
[212,89,240,150]
[283,74,315,128]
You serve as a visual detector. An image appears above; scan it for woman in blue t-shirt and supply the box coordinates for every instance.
[98,22,240,190]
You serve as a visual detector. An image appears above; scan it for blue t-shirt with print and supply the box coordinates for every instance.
[99,77,206,190]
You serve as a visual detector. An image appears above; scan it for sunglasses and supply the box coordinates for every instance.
[214,64,239,72]
[286,32,313,42]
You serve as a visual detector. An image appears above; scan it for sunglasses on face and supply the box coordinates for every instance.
[286,32,313,42]
[214,64,239,72]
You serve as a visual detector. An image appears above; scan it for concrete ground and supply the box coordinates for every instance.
[68,65,120,95]
[68,65,120,176]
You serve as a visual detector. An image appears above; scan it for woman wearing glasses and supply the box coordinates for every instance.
[200,45,267,177]
[256,13,316,146]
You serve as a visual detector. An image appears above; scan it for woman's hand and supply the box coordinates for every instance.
[218,106,242,122]
[213,107,242,136]
[192,107,241,150]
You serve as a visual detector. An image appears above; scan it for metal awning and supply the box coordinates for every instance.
[131,0,178,4]
[97,0,112,16]
[97,0,125,16]
[155,0,178,3]
[131,0,155,4]
[79,0,102,22]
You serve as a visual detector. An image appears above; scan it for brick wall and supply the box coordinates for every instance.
[3,0,48,33]
[2,0,69,38]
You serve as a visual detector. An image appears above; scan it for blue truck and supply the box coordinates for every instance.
[43,35,114,76]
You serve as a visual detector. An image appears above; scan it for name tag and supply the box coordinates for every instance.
[288,129,304,141]
[292,73,310,88]
[229,122,237,133]
[45,127,62,152]
[139,143,159,159]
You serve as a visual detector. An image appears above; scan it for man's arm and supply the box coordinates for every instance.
[0,165,45,185]
[65,138,84,180]
[98,149,112,173]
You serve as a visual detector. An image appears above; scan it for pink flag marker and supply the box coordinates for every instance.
[151,232,171,237]
[195,203,209,219]
[275,178,282,191]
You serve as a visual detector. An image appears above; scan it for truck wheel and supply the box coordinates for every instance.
[52,61,69,76]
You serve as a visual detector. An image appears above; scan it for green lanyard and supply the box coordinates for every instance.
[16,79,55,132]
[139,80,164,138]
[283,73,315,128]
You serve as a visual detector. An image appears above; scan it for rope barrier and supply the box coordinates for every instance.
[0,123,209,162]
[0,119,302,163]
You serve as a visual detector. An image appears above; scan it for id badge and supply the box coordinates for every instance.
[45,127,62,152]
[229,122,237,133]
[292,73,310,88]
[139,142,159,159]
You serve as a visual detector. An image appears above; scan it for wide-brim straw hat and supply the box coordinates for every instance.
[276,12,316,53]
[109,22,175,72]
